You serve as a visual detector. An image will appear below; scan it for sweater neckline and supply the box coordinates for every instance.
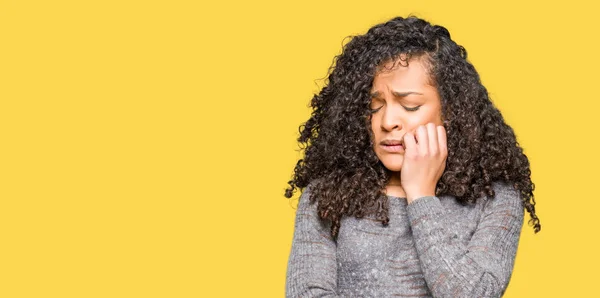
[386,195,408,204]
[386,195,407,199]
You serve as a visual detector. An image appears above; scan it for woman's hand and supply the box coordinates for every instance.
[401,122,448,204]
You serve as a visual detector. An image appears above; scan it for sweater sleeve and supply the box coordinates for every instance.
[285,185,339,298]
[406,181,525,298]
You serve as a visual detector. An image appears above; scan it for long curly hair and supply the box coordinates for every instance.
[284,15,541,240]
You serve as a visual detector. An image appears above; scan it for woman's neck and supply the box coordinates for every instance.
[385,172,406,197]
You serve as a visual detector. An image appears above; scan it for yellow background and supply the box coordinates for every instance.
[1,0,598,297]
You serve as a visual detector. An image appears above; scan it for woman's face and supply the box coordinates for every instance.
[369,56,443,172]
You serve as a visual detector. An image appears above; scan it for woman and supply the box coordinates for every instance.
[284,15,541,297]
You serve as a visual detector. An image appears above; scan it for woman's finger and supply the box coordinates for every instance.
[437,125,447,158]
[415,125,428,155]
[403,131,417,156]
[426,123,438,156]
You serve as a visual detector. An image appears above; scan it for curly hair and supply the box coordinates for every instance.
[284,15,541,240]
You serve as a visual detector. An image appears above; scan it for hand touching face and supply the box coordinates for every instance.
[400,122,447,202]
[369,55,444,174]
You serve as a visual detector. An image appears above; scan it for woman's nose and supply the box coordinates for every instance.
[381,105,403,132]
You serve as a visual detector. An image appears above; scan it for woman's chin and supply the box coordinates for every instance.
[380,158,403,172]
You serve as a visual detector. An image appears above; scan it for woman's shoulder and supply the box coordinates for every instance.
[295,179,321,210]
[436,180,523,215]
[482,180,525,214]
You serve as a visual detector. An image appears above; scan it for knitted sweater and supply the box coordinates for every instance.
[285,181,524,297]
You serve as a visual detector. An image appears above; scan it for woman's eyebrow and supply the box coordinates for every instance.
[369,90,424,98]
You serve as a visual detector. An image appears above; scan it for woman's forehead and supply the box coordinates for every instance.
[371,58,435,92]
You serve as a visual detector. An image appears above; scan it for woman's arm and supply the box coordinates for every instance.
[285,184,339,298]
[406,181,525,298]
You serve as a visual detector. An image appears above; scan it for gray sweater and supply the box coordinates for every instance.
[285,181,524,297]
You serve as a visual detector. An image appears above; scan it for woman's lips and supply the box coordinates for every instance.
[380,144,405,153]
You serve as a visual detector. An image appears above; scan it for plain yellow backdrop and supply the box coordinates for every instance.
[1,0,599,297]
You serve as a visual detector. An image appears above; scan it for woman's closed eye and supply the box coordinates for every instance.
[369,106,383,113]
[403,105,421,112]
[369,105,421,113]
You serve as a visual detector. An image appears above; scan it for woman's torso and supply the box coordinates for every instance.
[335,195,485,297]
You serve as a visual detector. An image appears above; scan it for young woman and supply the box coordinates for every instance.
[284,15,542,297]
